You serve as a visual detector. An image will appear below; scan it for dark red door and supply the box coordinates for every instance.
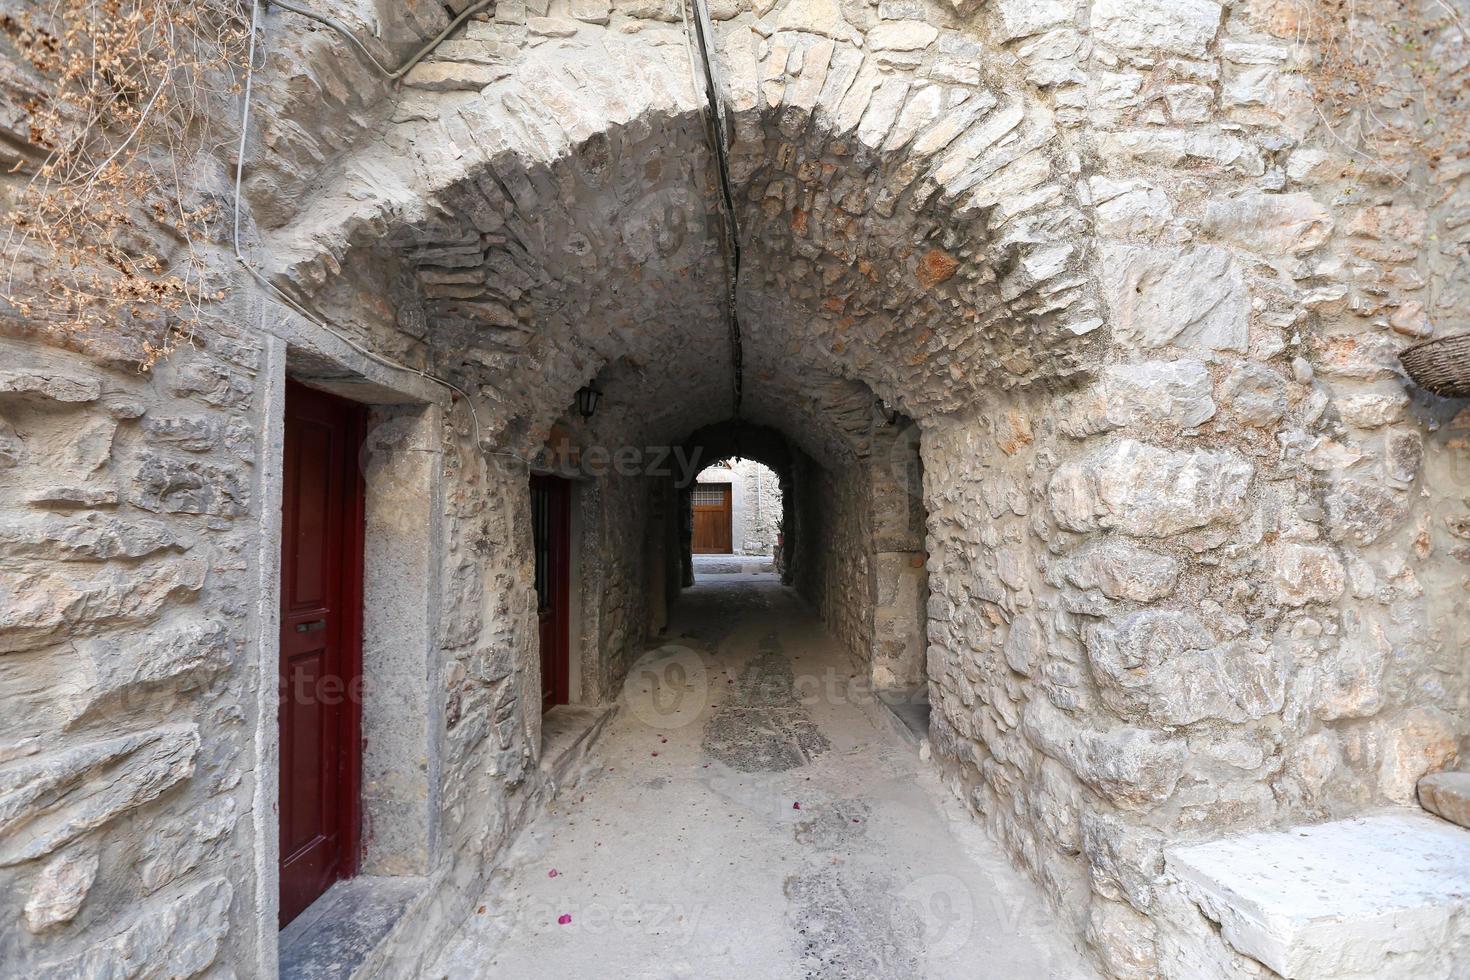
[531,475,571,712]
[279,382,364,927]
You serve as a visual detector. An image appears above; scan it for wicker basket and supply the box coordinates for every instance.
[1400,332,1470,398]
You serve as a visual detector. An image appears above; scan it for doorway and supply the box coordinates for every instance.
[278,382,365,928]
[691,482,733,554]
[532,474,572,711]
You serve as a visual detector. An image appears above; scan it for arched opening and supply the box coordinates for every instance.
[249,16,1097,973]
[687,457,781,564]
[3,0,1466,976]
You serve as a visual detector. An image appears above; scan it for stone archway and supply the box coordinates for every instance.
[5,0,1467,975]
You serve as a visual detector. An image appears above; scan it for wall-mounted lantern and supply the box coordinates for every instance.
[576,383,603,420]
[876,397,901,426]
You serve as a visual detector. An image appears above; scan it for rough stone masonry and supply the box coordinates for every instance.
[0,0,1467,977]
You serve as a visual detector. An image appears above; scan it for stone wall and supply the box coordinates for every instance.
[0,328,263,974]
[1,0,1468,976]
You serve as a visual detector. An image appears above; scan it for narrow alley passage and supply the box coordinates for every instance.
[431,576,1094,980]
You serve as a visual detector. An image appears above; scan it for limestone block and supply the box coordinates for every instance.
[66,619,233,726]
[1022,698,1187,809]
[129,454,248,517]
[1200,191,1333,255]
[1167,812,1470,979]
[1379,708,1459,804]
[993,0,1073,41]
[137,796,237,893]
[528,15,580,35]
[142,415,220,452]
[1418,771,1470,830]
[1090,177,1172,237]
[40,876,232,977]
[866,21,938,50]
[0,559,206,653]
[1084,610,1286,725]
[1102,359,1217,429]
[1086,898,1161,980]
[1101,244,1249,353]
[776,0,851,38]
[1335,385,1409,429]
[1057,538,1180,602]
[1324,478,1407,545]
[403,62,512,91]
[0,725,199,866]
[1314,609,1389,721]
[24,847,99,932]
[1218,361,1287,427]
[567,0,611,21]
[1163,83,1212,122]
[1312,332,1403,382]
[1092,0,1220,57]
[1032,757,1081,852]
[164,359,253,410]
[0,369,100,403]
[0,514,181,562]
[1083,809,1163,912]
[1048,439,1255,538]
[1002,611,1043,676]
[1272,543,1345,607]
[1099,129,1265,176]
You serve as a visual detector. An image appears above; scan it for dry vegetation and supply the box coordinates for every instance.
[1290,0,1470,174]
[0,0,246,367]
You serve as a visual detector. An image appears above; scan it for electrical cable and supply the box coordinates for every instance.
[681,0,744,418]
[266,0,496,81]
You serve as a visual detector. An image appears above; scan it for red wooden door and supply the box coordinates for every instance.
[691,483,732,554]
[279,382,365,928]
[531,475,571,712]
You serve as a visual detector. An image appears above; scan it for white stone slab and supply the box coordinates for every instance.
[1166,810,1470,980]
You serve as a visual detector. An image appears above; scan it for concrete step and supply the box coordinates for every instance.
[1418,770,1470,830]
[1166,810,1470,979]
[875,686,930,757]
[539,703,617,790]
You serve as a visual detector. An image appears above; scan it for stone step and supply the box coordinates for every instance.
[1166,810,1470,980]
[1418,770,1470,830]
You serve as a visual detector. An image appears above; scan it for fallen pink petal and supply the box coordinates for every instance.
[557,914,572,925]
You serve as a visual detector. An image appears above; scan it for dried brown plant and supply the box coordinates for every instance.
[0,0,247,368]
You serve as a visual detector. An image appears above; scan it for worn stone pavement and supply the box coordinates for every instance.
[429,577,1095,979]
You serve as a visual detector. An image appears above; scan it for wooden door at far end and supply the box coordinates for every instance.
[691,482,732,554]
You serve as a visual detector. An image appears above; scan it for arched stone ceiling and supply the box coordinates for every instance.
[256,8,1104,465]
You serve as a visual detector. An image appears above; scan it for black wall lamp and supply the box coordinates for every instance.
[877,397,901,426]
[576,383,602,420]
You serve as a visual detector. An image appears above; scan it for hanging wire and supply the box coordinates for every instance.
[266,0,496,81]
[680,0,744,418]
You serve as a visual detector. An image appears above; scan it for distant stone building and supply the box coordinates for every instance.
[693,458,782,555]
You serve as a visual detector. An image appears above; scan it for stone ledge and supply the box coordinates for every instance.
[876,685,931,756]
[1166,810,1470,980]
[1419,770,1470,830]
[279,876,424,980]
[539,704,617,790]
